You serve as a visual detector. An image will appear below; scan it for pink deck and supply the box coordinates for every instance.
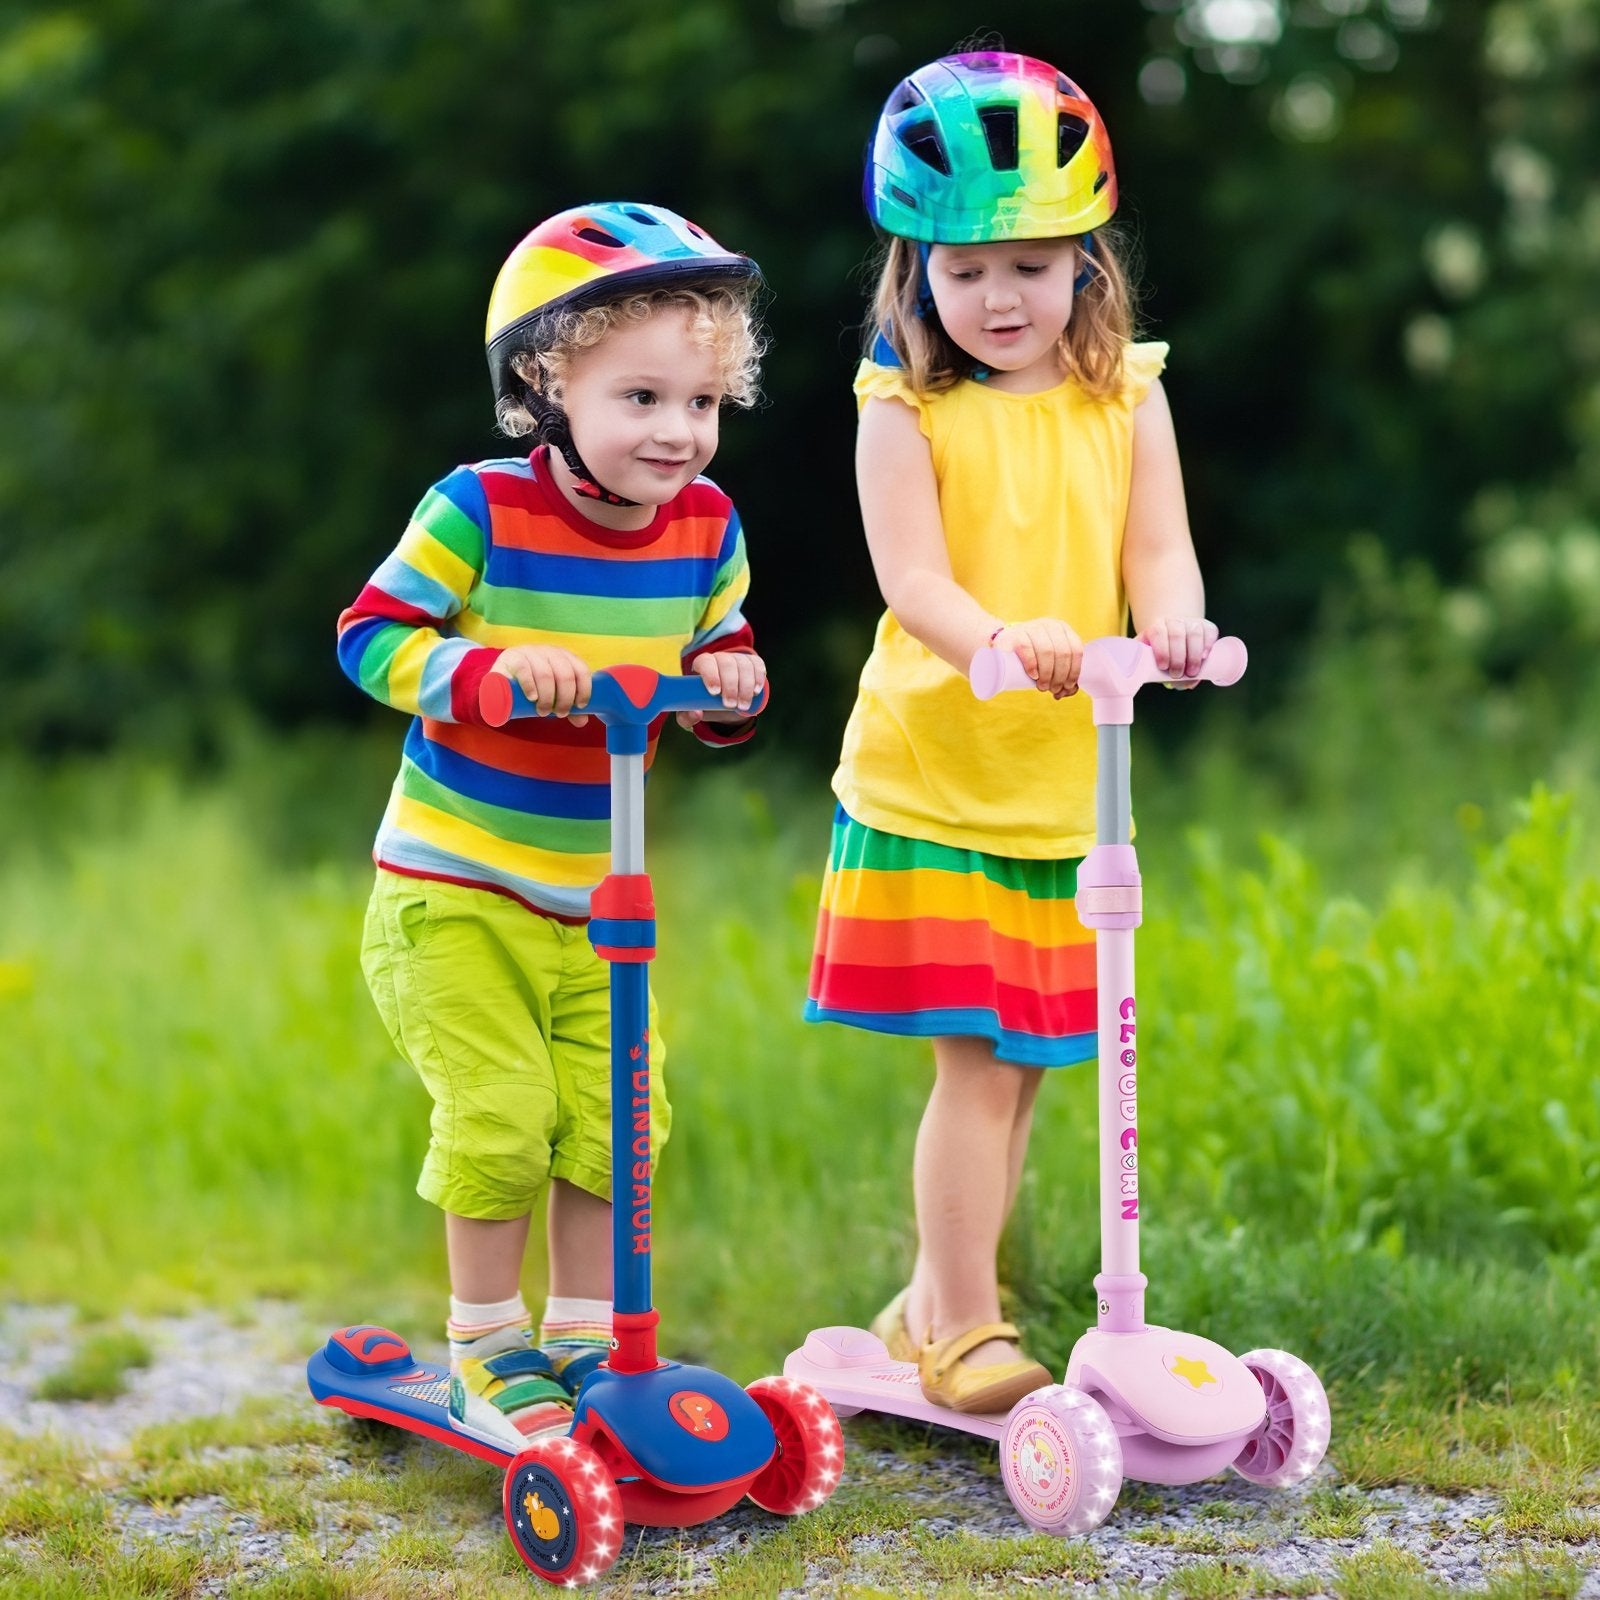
[782,1327,1012,1440]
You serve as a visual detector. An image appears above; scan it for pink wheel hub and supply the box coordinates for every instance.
[1231,1348,1330,1487]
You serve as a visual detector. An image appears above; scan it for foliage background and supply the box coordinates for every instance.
[2,0,1598,754]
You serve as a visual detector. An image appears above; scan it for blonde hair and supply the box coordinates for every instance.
[866,229,1137,400]
[497,284,765,437]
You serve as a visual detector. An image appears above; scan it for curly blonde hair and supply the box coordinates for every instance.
[866,228,1137,400]
[497,283,766,437]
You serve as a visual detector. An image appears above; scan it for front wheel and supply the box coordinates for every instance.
[503,1436,623,1586]
[1231,1348,1330,1487]
[744,1376,845,1515]
[1000,1384,1123,1537]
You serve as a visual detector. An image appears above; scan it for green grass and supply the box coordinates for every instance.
[1,623,1598,1588]
[0,1385,1594,1597]
[32,1326,152,1401]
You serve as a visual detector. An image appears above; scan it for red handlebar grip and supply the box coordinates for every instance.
[479,674,513,728]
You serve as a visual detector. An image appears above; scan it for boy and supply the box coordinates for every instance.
[337,202,766,1450]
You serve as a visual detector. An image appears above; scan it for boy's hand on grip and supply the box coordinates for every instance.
[677,649,767,728]
[492,646,593,726]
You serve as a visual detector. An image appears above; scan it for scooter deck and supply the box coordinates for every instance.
[784,1326,1010,1441]
[306,1327,515,1467]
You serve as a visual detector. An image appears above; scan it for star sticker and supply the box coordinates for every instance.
[1168,1352,1219,1389]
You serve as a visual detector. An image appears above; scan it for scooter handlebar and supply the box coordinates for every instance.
[970,634,1246,718]
[479,663,768,729]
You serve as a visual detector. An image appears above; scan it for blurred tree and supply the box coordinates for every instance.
[0,0,1594,751]
[1140,0,1600,675]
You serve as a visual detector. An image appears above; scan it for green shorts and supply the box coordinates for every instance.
[360,869,670,1220]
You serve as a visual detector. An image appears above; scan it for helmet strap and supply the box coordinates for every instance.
[1074,233,1097,293]
[523,389,640,508]
[914,243,936,316]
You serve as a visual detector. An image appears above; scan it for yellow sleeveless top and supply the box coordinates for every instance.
[833,341,1169,859]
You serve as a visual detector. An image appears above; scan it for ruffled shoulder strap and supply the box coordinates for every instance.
[1121,340,1170,405]
[853,358,931,423]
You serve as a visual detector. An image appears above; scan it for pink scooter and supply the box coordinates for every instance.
[786,635,1330,1536]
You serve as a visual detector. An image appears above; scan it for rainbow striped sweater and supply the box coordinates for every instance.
[337,446,756,920]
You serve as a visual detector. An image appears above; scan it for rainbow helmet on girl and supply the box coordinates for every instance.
[865,52,1117,244]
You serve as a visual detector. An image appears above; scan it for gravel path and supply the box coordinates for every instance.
[2,1305,1596,1596]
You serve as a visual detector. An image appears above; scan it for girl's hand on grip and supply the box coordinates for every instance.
[1140,617,1219,686]
[992,619,1084,698]
[492,645,592,726]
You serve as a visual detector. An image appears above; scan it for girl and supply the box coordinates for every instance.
[339,203,766,1452]
[806,53,1219,1414]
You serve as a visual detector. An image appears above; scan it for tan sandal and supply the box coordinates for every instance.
[868,1287,917,1364]
[917,1321,1052,1414]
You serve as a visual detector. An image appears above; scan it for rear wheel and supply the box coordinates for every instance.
[744,1376,845,1515]
[1231,1349,1330,1487]
[503,1436,623,1586]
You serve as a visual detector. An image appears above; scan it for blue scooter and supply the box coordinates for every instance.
[309,666,842,1585]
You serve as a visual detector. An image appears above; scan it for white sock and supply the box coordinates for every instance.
[447,1293,532,1368]
[449,1293,529,1329]
[540,1295,611,1347]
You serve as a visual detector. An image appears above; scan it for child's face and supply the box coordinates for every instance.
[558,306,725,508]
[926,237,1079,390]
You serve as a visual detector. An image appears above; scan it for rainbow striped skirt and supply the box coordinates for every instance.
[803,806,1097,1068]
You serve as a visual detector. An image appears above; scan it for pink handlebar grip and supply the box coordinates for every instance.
[1194,635,1247,686]
[969,647,1037,701]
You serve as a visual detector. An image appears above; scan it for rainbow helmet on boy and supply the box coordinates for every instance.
[865,52,1117,244]
[485,202,760,502]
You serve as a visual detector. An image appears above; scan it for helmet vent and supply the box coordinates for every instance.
[899,119,951,175]
[1058,112,1089,167]
[1093,170,1109,194]
[574,225,625,248]
[979,106,1019,171]
[623,208,658,225]
[889,183,919,210]
[887,80,926,115]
